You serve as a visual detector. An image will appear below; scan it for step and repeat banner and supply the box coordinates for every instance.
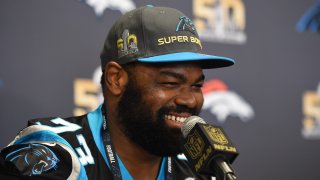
[1,0,319,179]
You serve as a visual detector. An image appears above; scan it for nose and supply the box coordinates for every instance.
[174,87,198,109]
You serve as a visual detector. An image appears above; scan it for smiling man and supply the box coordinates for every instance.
[0,6,234,180]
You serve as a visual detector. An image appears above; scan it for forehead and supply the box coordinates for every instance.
[123,62,205,85]
[128,62,204,79]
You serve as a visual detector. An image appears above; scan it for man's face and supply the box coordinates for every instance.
[117,62,205,156]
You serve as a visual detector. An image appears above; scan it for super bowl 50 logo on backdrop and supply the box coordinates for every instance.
[193,0,246,44]
[74,66,103,116]
[302,82,320,139]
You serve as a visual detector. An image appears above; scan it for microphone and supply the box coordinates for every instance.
[181,116,239,180]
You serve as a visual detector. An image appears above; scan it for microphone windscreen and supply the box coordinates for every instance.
[181,116,206,137]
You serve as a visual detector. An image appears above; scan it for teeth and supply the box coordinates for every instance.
[165,114,187,123]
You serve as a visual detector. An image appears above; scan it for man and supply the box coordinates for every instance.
[0,5,234,180]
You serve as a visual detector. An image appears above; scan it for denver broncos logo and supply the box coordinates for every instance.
[202,79,254,122]
[5,143,59,176]
[176,16,198,35]
[80,0,136,17]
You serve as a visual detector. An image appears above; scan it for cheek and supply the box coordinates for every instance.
[148,90,204,112]
[143,89,173,112]
[196,93,204,109]
[155,90,168,99]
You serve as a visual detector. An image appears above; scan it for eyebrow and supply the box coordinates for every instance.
[159,71,205,83]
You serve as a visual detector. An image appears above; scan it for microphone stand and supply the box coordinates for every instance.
[212,157,237,180]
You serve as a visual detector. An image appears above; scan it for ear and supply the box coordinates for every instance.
[103,61,128,96]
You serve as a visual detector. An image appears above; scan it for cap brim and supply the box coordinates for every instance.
[137,52,235,69]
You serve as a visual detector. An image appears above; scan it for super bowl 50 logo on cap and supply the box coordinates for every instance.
[117,29,139,58]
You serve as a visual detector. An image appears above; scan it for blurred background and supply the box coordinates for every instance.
[1,0,319,179]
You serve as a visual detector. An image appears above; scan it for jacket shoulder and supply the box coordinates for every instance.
[0,125,87,179]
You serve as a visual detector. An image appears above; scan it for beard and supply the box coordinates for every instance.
[117,77,199,156]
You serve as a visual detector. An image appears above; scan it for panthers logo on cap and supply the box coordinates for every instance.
[176,16,198,35]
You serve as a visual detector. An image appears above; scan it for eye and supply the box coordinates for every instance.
[162,82,178,85]
[160,81,179,88]
[192,82,203,90]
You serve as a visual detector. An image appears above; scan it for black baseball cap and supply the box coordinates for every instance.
[100,5,235,70]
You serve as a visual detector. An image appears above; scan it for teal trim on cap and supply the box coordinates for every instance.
[137,52,235,67]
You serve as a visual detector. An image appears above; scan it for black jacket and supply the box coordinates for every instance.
[0,105,212,180]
